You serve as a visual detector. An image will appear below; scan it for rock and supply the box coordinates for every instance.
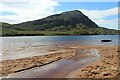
[91,71,99,75]
[101,40,112,42]
[103,73,111,76]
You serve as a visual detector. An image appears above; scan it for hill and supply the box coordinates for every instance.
[1,10,118,36]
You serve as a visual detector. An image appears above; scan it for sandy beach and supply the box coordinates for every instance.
[0,45,119,79]
[0,49,76,76]
[67,45,120,78]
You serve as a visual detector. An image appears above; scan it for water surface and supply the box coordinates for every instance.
[1,35,118,60]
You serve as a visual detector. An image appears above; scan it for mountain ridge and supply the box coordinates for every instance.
[1,10,118,36]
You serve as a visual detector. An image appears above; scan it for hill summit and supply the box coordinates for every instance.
[1,10,118,36]
[14,10,98,31]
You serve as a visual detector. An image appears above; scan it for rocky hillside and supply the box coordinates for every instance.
[1,10,118,36]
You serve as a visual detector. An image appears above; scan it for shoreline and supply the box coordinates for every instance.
[67,45,119,78]
[0,49,76,76]
[1,45,119,78]
[1,34,118,37]
[5,48,99,78]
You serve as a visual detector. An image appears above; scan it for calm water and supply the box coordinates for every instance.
[1,35,119,60]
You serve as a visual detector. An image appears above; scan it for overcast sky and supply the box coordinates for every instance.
[0,0,119,30]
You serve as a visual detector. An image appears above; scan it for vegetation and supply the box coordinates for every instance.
[0,10,119,36]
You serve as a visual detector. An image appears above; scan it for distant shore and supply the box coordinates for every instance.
[1,34,119,37]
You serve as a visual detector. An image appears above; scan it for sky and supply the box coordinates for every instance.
[0,0,119,30]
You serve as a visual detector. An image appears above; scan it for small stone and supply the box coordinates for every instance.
[117,50,119,52]
[91,71,99,75]
[103,73,111,76]
[96,65,100,67]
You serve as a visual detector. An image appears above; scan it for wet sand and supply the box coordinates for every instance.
[0,49,76,76]
[8,48,99,78]
[67,45,119,78]
[1,45,119,79]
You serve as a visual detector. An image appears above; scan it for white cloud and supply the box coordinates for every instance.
[0,0,59,24]
[96,19,118,29]
[0,0,119,2]
[79,7,118,29]
[57,0,119,2]
[80,8,118,20]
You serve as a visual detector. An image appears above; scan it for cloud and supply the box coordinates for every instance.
[96,19,118,29]
[79,7,118,29]
[0,0,59,24]
[56,0,119,2]
[0,0,119,2]
[80,7,118,20]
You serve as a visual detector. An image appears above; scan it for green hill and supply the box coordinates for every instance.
[1,10,118,36]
